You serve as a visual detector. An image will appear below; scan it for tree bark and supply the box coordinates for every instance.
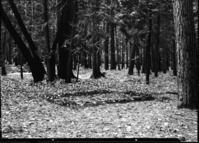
[173,0,198,109]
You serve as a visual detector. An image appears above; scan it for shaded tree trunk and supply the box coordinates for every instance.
[173,0,198,109]
[146,12,152,84]
[116,26,120,70]
[128,41,136,75]
[7,34,12,64]
[172,39,177,76]
[126,39,129,68]
[111,23,116,69]
[121,38,125,69]
[0,31,7,76]
[141,47,146,73]
[135,38,141,76]
[57,0,76,82]
[43,0,54,81]
[104,22,109,70]
[154,13,160,77]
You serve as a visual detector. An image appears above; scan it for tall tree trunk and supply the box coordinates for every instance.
[43,0,54,82]
[104,22,109,70]
[8,34,12,64]
[141,47,146,73]
[1,6,44,82]
[172,39,177,76]
[121,36,125,69]
[126,39,129,68]
[128,41,136,75]
[154,13,160,77]
[116,26,120,70]
[173,0,198,109]
[162,46,167,74]
[57,0,76,82]
[0,31,7,76]
[146,12,152,84]
[135,37,141,76]
[111,23,116,69]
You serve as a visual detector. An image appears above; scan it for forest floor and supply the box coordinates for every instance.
[1,64,198,141]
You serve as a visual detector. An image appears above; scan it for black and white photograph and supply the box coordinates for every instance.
[0,0,198,142]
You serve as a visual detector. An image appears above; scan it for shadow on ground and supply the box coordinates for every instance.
[45,90,156,109]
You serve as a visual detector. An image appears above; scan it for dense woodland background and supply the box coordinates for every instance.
[0,0,198,141]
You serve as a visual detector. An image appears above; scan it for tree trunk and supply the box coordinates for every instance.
[90,0,104,78]
[57,0,76,82]
[128,41,136,75]
[73,54,77,70]
[0,31,7,76]
[121,37,125,69]
[43,0,54,81]
[172,39,177,76]
[111,23,116,69]
[104,22,109,70]
[116,26,120,70]
[173,0,198,109]
[126,39,129,68]
[162,46,167,74]
[135,38,141,76]
[154,13,160,77]
[8,34,12,64]
[146,12,152,84]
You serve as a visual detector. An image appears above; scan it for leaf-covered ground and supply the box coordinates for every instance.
[1,65,198,141]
